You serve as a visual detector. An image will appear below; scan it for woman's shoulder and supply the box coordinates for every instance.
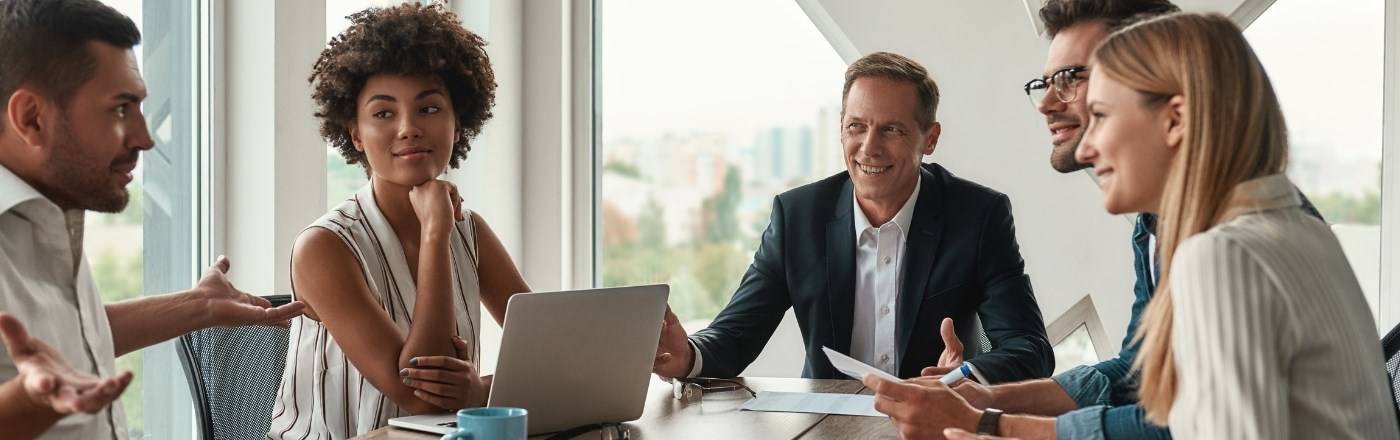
[310,195,369,233]
[1171,213,1303,298]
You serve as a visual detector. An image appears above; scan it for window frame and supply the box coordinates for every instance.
[1380,0,1400,330]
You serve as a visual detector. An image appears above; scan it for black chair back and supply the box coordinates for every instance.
[177,295,292,440]
[1382,322,1400,429]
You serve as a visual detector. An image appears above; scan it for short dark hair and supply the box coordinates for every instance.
[1039,0,1180,38]
[311,3,497,170]
[842,51,941,129]
[0,0,141,132]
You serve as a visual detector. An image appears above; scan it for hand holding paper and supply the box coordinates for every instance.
[823,346,899,383]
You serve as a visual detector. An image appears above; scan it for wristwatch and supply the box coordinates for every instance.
[976,408,1004,435]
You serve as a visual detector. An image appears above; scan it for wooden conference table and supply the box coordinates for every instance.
[354,377,899,439]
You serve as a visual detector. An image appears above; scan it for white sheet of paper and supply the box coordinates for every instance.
[823,346,900,382]
[740,391,884,417]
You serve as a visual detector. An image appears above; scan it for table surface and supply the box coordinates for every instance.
[352,377,898,439]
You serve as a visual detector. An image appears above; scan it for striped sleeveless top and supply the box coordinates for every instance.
[268,183,482,439]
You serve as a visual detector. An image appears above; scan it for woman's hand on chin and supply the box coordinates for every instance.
[408,179,465,237]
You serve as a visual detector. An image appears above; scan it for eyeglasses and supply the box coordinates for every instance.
[671,378,758,403]
[548,422,630,440]
[1024,65,1090,108]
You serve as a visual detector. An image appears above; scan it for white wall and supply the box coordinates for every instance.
[449,0,525,266]
[222,0,327,295]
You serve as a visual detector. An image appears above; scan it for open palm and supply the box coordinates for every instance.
[0,313,132,414]
[195,256,305,328]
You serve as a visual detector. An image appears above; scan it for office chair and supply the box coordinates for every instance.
[1382,321,1400,427]
[178,295,293,440]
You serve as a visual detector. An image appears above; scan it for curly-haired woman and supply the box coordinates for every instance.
[268,4,529,438]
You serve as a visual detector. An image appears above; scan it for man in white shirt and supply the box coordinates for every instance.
[0,1,305,438]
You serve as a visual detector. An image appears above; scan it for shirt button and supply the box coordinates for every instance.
[882,256,892,265]
[880,305,891,315]
[880,354,891,364]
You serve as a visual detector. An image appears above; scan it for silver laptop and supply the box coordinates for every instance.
[388,284,669,435]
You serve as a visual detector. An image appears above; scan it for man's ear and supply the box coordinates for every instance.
[1163,95,1186,150]
[922,122,941,156]
[6,88,53,149]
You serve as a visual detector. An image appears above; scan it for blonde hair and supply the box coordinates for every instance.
[1091,12,1289,424]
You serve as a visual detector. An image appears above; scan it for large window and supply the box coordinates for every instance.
[1245,0,1386,325]
[595,0,847,324]
[88,0,207,437]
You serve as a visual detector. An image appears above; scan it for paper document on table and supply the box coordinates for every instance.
[740,391,884,417]
[823,346,900,382]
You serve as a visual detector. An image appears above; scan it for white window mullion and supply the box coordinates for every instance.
[1380,0,1400,332]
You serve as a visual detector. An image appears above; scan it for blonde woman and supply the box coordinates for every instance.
[1075,12,1398,438]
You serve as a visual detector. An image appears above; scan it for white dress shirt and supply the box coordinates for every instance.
[0,164,127,439]
[689,178,925,378]
[849,178,920,376]
[1166,174,1398,439]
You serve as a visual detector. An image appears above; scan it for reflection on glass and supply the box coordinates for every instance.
[1244,0,1384,323]
[598,0,846,323]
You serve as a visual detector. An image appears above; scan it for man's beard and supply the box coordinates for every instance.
[1050,133,1091,173]
[40,119,133,213]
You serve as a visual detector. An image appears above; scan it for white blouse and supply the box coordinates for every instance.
[1167,174,1398,439]
[268,183,482,439]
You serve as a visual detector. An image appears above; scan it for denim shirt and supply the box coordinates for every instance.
[1052,196,1322,440]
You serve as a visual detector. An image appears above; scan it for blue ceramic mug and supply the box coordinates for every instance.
[440,407,528,440]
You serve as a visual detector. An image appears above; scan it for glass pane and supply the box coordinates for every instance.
[85,170,147,436]
[89,2,145,436]
[1245,0,1384,324]
[1052,324,1098,376]
[91,0,202,437]
[597,0,846,324]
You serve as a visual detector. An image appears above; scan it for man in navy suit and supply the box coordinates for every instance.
[652,52,1053,384]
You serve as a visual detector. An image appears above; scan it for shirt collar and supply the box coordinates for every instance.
[0,163,46,216]
[1219,173,1299,223]
[853,175,922,235]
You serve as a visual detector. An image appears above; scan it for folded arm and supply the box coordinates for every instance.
[292,227,458,415]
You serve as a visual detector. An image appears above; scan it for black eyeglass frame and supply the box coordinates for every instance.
[1023,65,1091,106]
[671,377,758,402]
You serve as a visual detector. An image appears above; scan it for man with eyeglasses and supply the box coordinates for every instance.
[866,1,1326,439]
[865,1,1182,439]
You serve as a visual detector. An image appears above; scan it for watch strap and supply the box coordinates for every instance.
[976,408,1003,435]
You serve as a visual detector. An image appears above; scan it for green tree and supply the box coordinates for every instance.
[91,249,145,436]
[698,166,742,243]
[602,161,643,179]
[638,198,667,246]
[691,242,746,318]
[1312,191,1382,225]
